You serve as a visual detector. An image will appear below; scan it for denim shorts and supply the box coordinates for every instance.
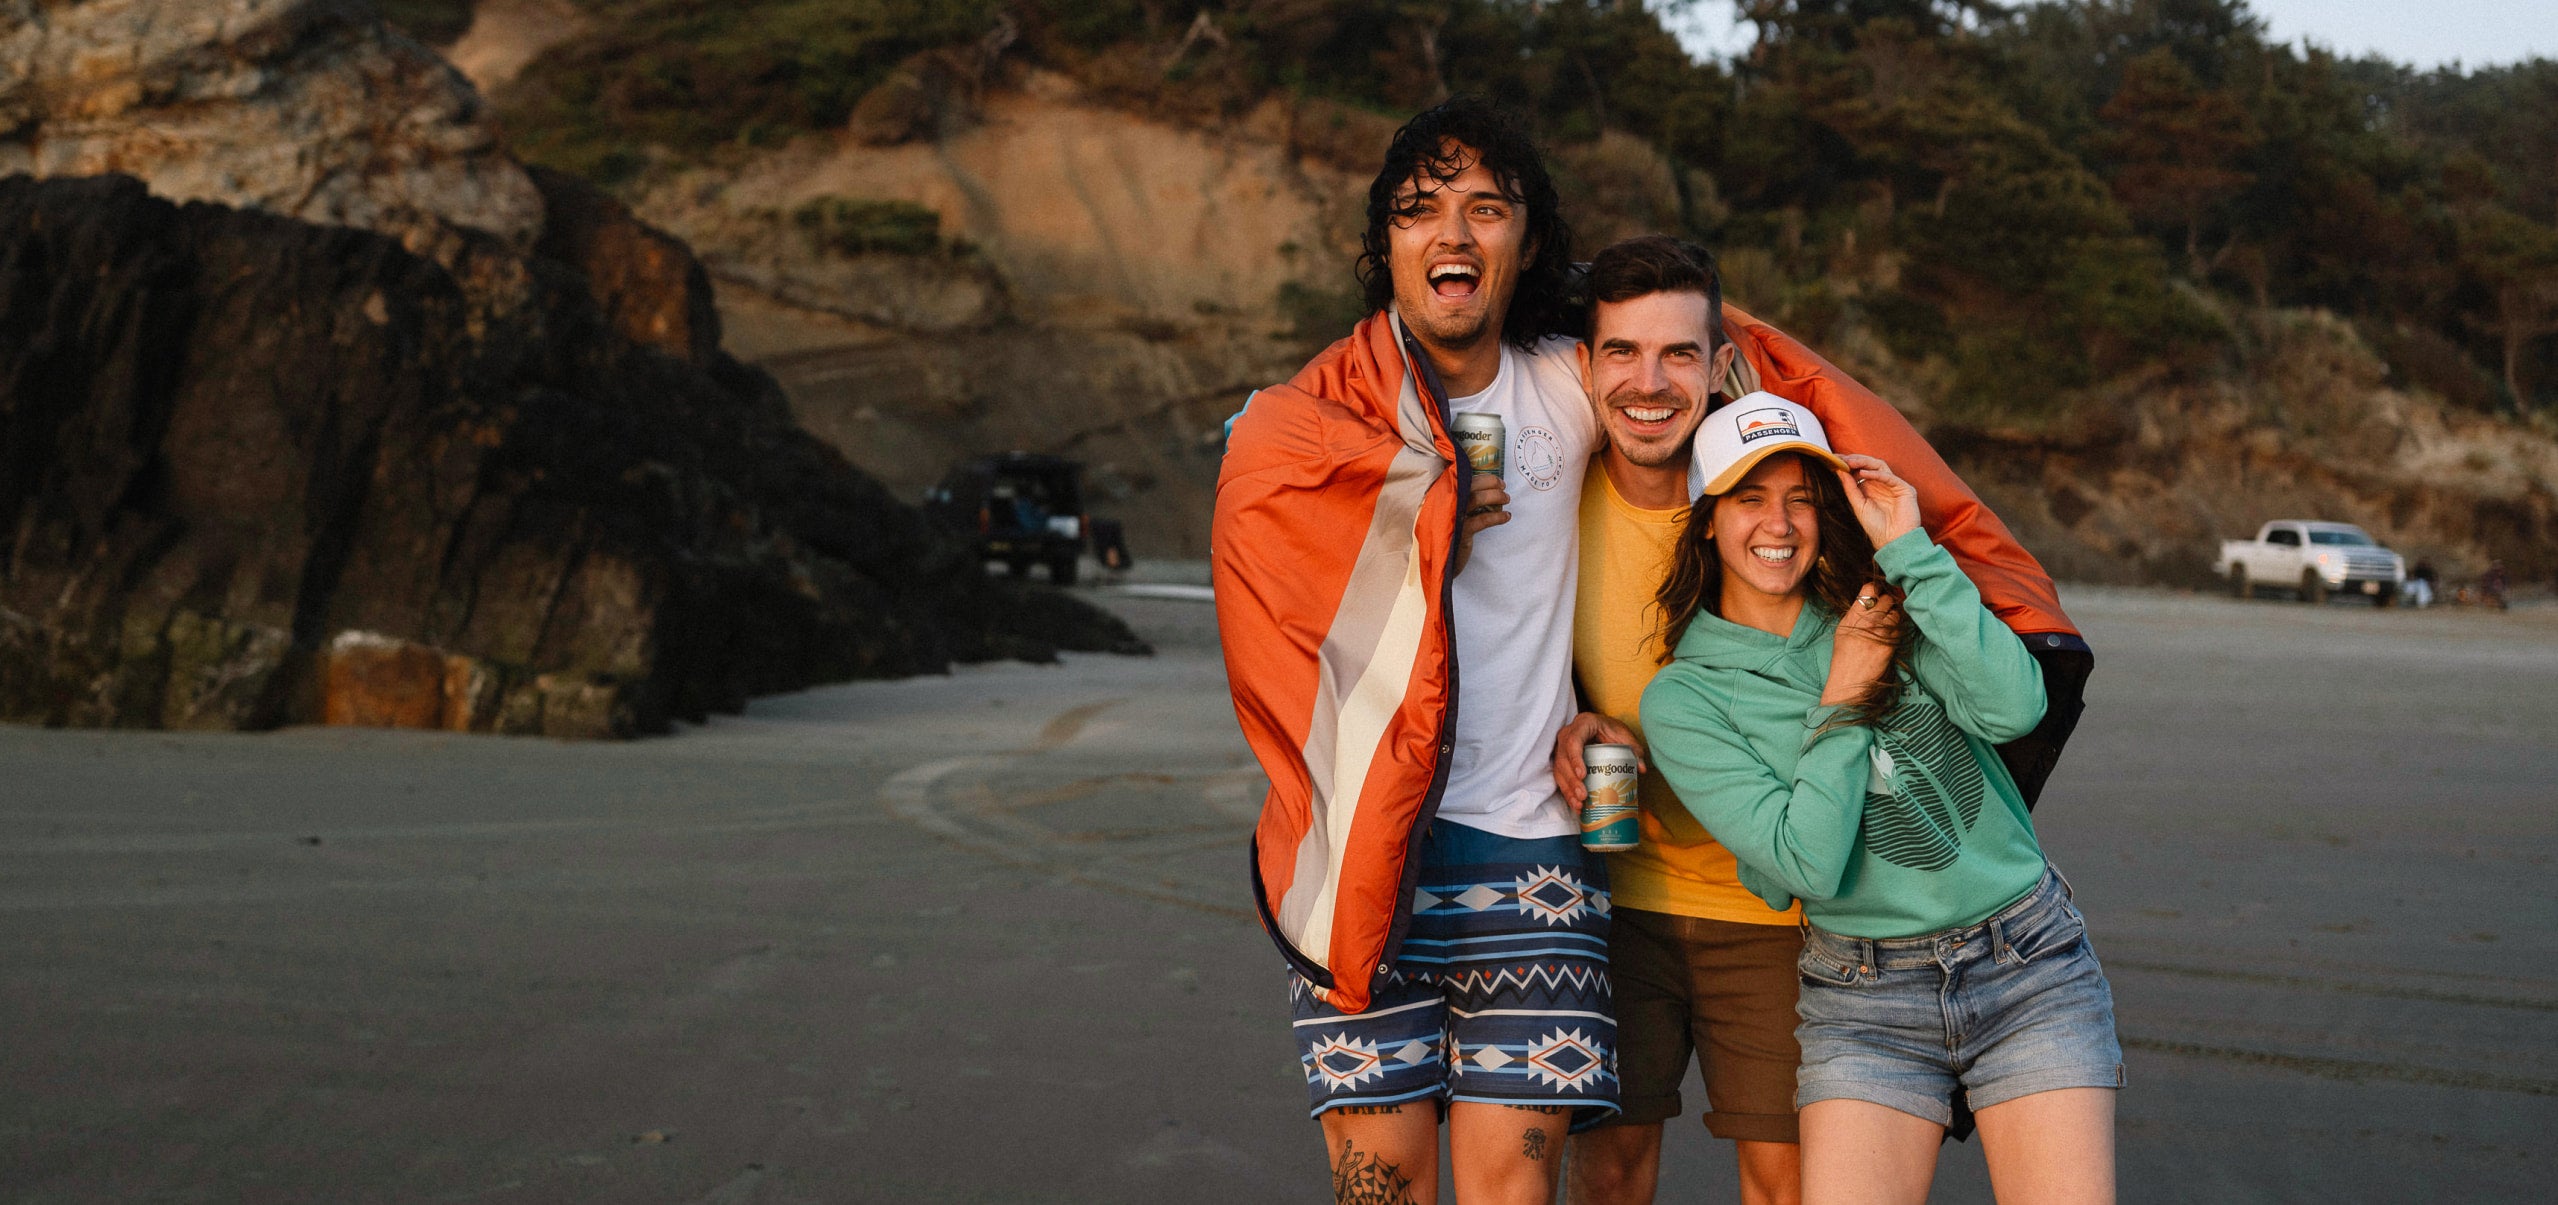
[1793,869,2122,1126]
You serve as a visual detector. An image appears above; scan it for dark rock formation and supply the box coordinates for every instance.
[0,173,1144,738]
[525,164,721,364]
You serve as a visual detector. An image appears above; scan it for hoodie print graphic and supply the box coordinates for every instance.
[1859,698,1987,871]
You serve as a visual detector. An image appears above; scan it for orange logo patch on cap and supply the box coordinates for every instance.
[1736,407,1800,443]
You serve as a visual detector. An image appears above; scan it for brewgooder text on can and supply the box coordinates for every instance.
[1581,743,1641,852]
[1451,412,1505,477]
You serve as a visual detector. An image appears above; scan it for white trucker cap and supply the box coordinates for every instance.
[1688,391,1850,499]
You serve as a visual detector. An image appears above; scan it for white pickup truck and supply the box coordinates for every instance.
[2217,520,2407,605]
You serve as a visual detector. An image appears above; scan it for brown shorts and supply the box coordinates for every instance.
[1600,906,1803,1142]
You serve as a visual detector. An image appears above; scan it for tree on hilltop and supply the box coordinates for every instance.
[2094,46,2257,281]
[2454,198,2558,412]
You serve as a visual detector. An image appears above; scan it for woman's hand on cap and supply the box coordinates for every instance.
[1835,453,1919,547]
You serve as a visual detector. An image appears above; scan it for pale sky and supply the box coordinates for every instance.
[1660,0,2556,72]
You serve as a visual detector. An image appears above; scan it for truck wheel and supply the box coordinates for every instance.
[2374,583,2398,608]
[1049,555,1079,587]
[2299,570,2327,604]
[2230,565,2251,599]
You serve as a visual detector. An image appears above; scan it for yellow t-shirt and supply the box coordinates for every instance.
[1573,463,1801,925]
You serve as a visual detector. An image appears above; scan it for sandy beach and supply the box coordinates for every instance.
[5,581,2554,1202]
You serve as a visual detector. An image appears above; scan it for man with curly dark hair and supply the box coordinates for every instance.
[1353,97,1584,362]
[1215,96,1618,1203]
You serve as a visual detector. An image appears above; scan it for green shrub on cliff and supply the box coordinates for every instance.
[499,0,1007,182]
[788,197,946,256]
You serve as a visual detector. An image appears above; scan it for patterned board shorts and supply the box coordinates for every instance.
[1288,821,1620,1127]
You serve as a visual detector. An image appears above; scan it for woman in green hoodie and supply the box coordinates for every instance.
[1636,397,2121,1204]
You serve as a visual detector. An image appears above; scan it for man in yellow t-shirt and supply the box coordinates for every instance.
[1558,237,1805,1205]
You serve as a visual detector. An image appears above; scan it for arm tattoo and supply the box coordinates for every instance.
[1332,1138,1419,1205]
[1523,1128,1548,1161]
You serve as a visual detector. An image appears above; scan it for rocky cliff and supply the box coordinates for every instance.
[618,75,1383,559]
[604,71,1703,561]
[0,1,1142,738]
[598,73,2553,586]
[0,173,1139,737]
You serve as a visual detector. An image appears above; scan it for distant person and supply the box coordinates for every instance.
[1215,96,1614,1203]
[1548,237,2085,1205]
[2407,559,2437,608]
[1090,518,1132,575]
[1639,416,2121,1205]
[2481,560,2510,611]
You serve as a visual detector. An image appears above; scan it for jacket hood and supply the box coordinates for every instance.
[1669,598,1839,682]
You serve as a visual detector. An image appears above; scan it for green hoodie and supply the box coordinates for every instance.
[1638,529,2050,939]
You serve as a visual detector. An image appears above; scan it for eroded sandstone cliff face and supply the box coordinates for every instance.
[628,76,1386,559]
[0,173,1141,737]
[0,0,541,259]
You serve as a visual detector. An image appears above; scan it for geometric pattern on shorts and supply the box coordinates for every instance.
[1290,828,1619,1120]
[1412,862,1612,927]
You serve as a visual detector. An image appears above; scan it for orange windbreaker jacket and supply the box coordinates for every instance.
[1214,306,2077,1014]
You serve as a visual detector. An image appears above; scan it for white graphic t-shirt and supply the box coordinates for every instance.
[1436,336,1599,840]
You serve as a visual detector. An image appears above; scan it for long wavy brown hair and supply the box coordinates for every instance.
[1653,452,1919,727]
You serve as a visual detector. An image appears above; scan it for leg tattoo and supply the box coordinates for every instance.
[1333,1138,1420,1205]
[1523,1128,1548,1161]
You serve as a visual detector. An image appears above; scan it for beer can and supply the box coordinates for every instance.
[1581,743,1642,852]
[1450,412,1505,477]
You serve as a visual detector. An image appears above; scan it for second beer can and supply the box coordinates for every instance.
[1581,743,1641,852]
[1450,412,1505,477]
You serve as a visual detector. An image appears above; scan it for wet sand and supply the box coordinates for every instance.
[3,581,2553,1202]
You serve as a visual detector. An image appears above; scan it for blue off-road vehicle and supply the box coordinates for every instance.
[922,452,1088,586]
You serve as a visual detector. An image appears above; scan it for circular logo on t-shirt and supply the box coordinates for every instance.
[1516,425,1565,491]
